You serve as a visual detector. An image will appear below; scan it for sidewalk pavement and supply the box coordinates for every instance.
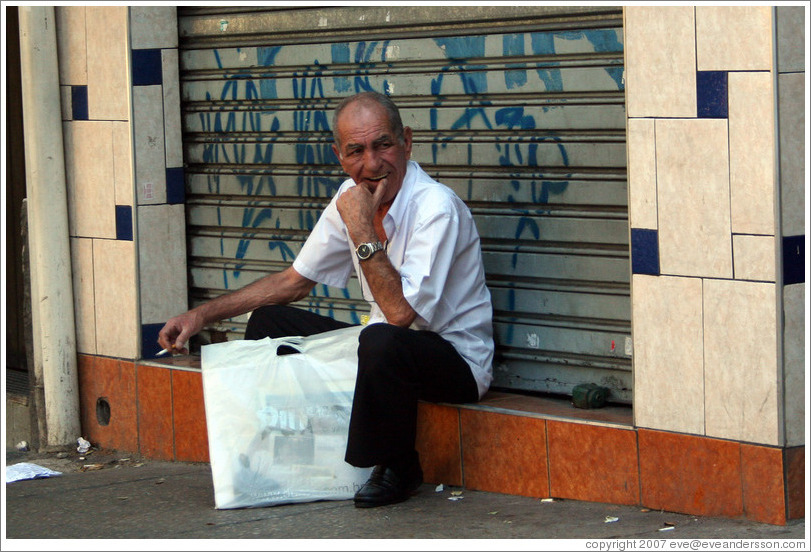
[3,447,807,547]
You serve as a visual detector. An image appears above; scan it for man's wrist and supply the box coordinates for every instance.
[356,241,385,261]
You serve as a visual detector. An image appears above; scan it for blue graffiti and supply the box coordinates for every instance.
[568,29,624,89]
[352,40,391,93]
[432,36,488,96]
[199,28,624,308]
[530,33,563,92]
[268,240,296,262]
[200,47,292,287]
[331,43,352,92]
[503,33,527,90]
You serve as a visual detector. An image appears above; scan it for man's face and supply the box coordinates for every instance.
[332,101,413,206]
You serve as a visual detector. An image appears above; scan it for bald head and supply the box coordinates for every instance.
[332,92,405,149]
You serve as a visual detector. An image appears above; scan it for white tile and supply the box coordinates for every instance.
[656,119,733,278]
[93,239,139,358]
[70,237,96,354]
[729,72,775,235]
[55,7,87,85]
[624,7,696,118]
[86,6,129,120]
[704,279,779,445]
[627,118,657,229]
[733,235,776,282]
[113,122,134,206]
[778,72,806,237]
[133,85,167,204]
[137,204,189,323]
[130,6,178,49]
[777,6,806,73]
[63,121,117,238]
[60,86,72,121]
[782,283,805,447]
[696,6,773,71]
[632,275,705,435]
[162,49,183,168]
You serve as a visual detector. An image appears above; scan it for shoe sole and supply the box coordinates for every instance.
[353,486,421,509]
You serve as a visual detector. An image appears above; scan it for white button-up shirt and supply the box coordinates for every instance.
[293,161,494,398]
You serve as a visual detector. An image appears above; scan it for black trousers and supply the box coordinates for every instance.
[245,305,480,468]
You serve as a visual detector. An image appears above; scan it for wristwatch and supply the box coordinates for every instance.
[355,241,384,261]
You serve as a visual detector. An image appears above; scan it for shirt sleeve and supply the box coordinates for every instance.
[292,191,354,289]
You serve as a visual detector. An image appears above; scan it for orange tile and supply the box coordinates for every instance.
[77,354,98,441]
[416,402,462,486]
[136,365,174,460]
[460,410,549,498]
[547,421,640,505]
[77,355,138,454]
[785,446,805,520]
[741,444,787,525]
[171,370,209,463]
[639,429,743,518]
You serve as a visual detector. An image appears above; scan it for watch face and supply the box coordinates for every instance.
[358,244,372,258]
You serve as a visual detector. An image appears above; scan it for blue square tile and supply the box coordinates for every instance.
[141,323,165,359]
[132,48,163,86]
[631,228,660,276]
[115,205,133,241]
[166,167,186,204]
[71,85,88,120]
[783,235,804,285]
[697,71,728,118]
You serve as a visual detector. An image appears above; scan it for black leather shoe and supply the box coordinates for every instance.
[354,462,424,508]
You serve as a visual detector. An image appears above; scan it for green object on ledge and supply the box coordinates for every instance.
[572,383,609,409]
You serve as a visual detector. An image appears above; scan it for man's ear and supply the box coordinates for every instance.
[332,143,344,167]
[403,126,413,158]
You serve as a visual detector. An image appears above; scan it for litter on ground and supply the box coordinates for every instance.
[5,462,63,484]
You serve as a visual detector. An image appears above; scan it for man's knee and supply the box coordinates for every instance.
[358,323,407,359]
[244,305,291,340]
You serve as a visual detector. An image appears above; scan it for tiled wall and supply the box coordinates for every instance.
[58,6,188,362]
[775,6,806,448]
[129,7,189,359]
[61,4,803,500]
[60,7,138,359]
[624,6,805,447]
[65,6,803,524]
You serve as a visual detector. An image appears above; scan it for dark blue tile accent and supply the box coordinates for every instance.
[166,167,186,204]
[132,48,163,86]
[141,323,165,359]
[71,85,88,120]
[115,205,133,241]
[697,71,728,118]
[783,235,804,285]
[631,228,660,275]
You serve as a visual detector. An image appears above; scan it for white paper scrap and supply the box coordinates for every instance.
[77,437,91,454]
[6,462,63,484]
[605,516,619,523]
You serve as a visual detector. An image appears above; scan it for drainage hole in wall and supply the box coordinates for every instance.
[96,397,111,426]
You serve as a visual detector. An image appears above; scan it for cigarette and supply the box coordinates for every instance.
[156,348,170,357]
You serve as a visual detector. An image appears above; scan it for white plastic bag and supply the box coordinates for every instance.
[201,324,371,509]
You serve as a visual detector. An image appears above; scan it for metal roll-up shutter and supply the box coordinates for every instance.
[178,6,631,403]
